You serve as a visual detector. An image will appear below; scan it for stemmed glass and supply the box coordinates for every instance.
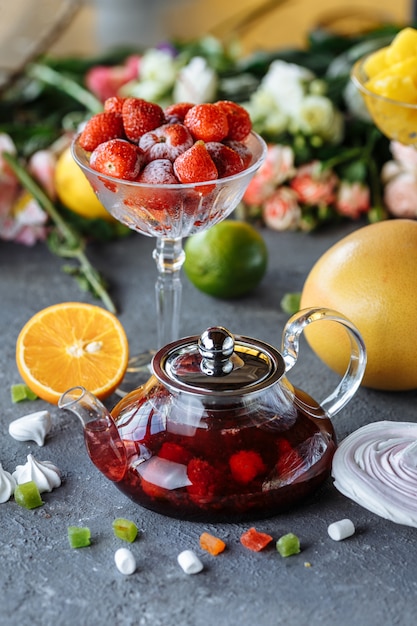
[351,54,417,146]
[72,132,267,369]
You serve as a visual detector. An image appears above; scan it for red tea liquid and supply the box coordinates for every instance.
[98,385,337,521]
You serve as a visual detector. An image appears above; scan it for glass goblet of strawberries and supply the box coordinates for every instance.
[72,96,267,355]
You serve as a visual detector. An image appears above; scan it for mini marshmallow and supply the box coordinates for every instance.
[114,547,136,575]
[327,518,355,541]
[177,549,203,575]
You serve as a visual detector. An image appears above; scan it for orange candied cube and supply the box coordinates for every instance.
[240,527,273,552]
[199,532,226,556]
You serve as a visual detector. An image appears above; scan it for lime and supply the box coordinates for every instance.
[183,220,268,298]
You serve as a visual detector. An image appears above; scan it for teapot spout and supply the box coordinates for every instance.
[58,386,127,482]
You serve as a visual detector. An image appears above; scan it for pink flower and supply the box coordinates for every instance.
[243,175,275,205]
[262,187,302,231]
[243,144,294,206]
[0,192,48,245]
[0,134,20,219]
[383,171,417,218]
[28,149,57,200]
[0,177,19,218]
[290,161,338,206]
[389,141,417,171]
[335,181,370,219]
[0,133,17,179]
[85,55,141,101]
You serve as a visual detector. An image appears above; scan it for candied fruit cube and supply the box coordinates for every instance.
[200,532,226,556]
[14,481,43,509]
[112,518,138,543]
[240,527,273,552]
[276,532,301,557]
[68,526,91,549]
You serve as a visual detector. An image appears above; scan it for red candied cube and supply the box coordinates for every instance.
[240,527,273,552]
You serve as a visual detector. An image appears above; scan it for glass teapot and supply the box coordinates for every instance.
[59,308,366,521]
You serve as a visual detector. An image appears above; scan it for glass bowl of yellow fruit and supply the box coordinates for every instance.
[351,27,417,145]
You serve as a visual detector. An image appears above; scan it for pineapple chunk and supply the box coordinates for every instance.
[385,27,417,65]
[363,46,389,79]
[365,56,417,103]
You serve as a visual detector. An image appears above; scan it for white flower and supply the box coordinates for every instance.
[173,56,218,104]
[297,95,334,133]
[261,60,314,117]
[297,95,343,144]
[245,92,288,135]
[122,49,176,100]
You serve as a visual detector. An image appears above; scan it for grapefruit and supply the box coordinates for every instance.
[300,219,417,391]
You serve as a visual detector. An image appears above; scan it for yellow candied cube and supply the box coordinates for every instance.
[385,27,417,64]
[363,47,389,79]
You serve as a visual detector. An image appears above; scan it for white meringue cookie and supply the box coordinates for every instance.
[0,463,17,503]
[9,410,52,446]
[332,421,417,528]
[13,454,61,493]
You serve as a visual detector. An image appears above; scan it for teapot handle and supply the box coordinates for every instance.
[281,307,367,418]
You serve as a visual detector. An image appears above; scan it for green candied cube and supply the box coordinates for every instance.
[14,481,43,509]
[276,532,301,557]
[112,518,138,543]
[68,526,91,549]
[11,384,38,403]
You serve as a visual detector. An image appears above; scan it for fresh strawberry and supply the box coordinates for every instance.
[137,159,179,184]
[164,102,195,123]
[139,123,194,162]
[223,139,253,168]
[184,103,229,142]
[104,96,126,115]
[186,458,222,499]
[122,97,165,142]
[78,111,125,152]
[215,100,252,141]
[205,142,245,178]
[229,450,266,484]
[90,139,144,180]
[174,140,218,184]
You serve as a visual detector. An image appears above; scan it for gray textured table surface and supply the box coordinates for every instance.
[1,222,416,626]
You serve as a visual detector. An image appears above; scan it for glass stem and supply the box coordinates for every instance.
[153,237,186,348]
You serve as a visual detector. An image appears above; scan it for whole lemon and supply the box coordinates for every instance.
[300,219,417,391]
[55,146,114,222]
[184,220,268,298]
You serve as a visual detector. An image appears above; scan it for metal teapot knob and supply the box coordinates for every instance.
[198,327,234,376]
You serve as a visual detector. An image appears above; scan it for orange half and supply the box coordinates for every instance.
[16,302,129,404]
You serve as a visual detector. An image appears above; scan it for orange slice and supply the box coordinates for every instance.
[16,302,129,404]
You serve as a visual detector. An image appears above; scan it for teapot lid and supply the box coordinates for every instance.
[152,326,285,397]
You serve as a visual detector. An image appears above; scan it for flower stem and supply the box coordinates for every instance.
[26,63,103,115]
[3,152,117,314]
